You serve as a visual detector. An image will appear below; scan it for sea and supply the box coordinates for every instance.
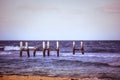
[0,40,120,80]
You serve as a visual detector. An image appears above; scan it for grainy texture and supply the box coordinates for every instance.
[0,75,108,80]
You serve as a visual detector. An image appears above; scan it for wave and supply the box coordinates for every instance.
[0,52,12,55]
[108,62,120,67]
[0,44,120,53]
[52,59,120,68]
[4,46,20,50]
[4,46,34,51]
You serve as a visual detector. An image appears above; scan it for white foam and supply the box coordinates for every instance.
[4,46,35,50]
[4,46,20,50]
[0,52,12,55]
[28,46,35,49]
[108,62,120,67]
[61,53,73,56]
[73,53,120,58]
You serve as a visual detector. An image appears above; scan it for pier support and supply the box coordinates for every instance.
[47,41,60,57]
[81,41,84,55]
[72,41,84,55]
[56,41,59,57]
[73,41,75,55]
[47,49,50,56]
[20,41,23,57]
[27,48,30,57]
[81,47,84,55]
[41,41,60,57]
[33,41,47,57]
[19,41,30,57]
[47,41,50,56]
[26,42,30,57]
[19,41,60,57]
[43,49,46,57]
[43,41,46,57]
[20,48,22,57]
[57,49,59,57]
[33,48,36,57]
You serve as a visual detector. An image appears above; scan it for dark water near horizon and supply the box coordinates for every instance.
[0,40,120,80]
[0,40,120,53]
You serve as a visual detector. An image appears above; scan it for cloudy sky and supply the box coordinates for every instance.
[0,0,120,40]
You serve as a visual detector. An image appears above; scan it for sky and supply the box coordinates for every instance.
[0,0,120,40]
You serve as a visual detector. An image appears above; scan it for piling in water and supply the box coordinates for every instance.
[27,48,30,57]
[46,41,60,57]
[26,42,30,57]
[43,41,46,57]
[33,48,36,57]
[19,41,30,57]
[47,41,50,56]
[20,48,22,57]
[80,41,84,55]
[73,41,75,55]
[72,41,84,55]
[56,41,59,57]
[57,48,59,57]
[43,48,46,57]
[20,41,23,57]
[20,41,84,57]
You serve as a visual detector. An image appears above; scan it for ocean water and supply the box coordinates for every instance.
[0,40,120,80]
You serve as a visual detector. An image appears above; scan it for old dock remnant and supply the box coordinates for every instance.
[20,41,84,57]
[33,41,46,57]
[46,41,59,57]
[33,41,59,57]
[20,41,60,57]
[20,41,30,57]
[73,41,84,55]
